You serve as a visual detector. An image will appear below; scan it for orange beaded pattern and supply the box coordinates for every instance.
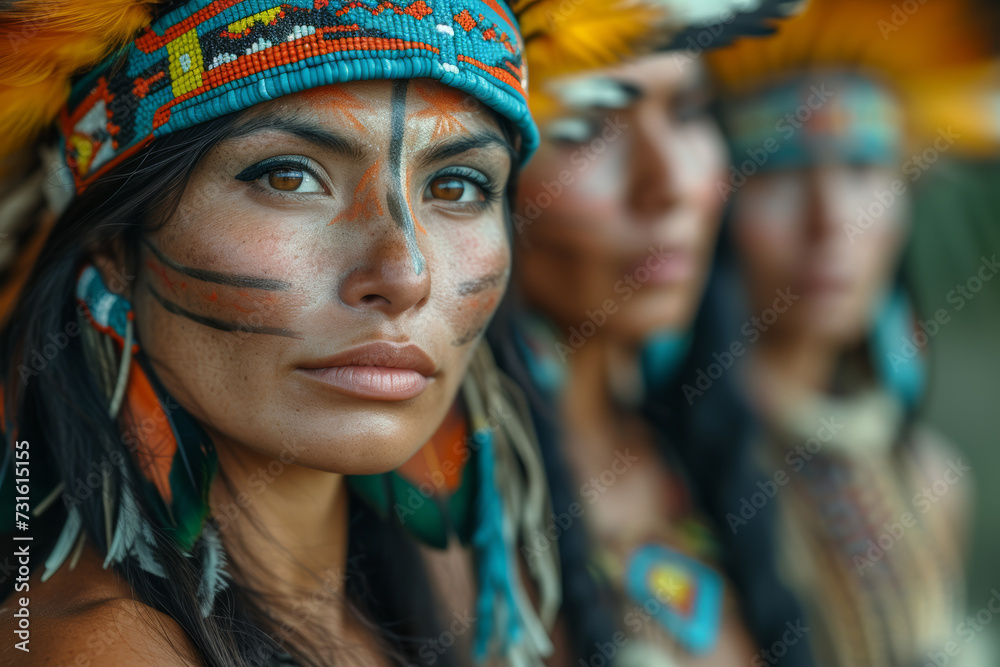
[59,0,532,194]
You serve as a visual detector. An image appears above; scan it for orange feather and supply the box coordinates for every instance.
[0,0,155,159]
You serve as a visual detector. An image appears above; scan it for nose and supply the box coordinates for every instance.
[338,225,432,317]
[626,111,683,220]
[803,167,846,244]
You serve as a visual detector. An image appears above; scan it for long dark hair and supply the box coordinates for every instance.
[490,237,815,665]
[0,111,467,666]
[642,252,815,666]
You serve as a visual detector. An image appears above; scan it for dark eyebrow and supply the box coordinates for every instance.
[416,130,516,170]
[224,114,366,161]
[611,81,643,102]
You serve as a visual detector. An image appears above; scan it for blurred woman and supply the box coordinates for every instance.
[490,46,814,667]
[706,0,988,663]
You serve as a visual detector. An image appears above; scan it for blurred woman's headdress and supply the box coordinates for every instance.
[0,1,807,663]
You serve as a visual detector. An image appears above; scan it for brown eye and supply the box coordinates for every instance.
[429,177,469,201]
[268,169,304,191]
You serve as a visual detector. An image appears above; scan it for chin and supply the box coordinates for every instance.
[612,293,698,342]
[216,404,442,476]
[799,309,869,347]
[321,409,444,474]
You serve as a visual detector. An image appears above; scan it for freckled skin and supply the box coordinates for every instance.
[130,79,513,475]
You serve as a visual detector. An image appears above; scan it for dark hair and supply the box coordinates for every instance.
[487,300,618,661]
[490,239,815,666]
[0,109,480,666]
[642,254,815,666]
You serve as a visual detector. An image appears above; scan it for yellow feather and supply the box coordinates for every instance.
[0,0,155,157]
[706,0,992,97]
[520,0,667,83]
[705,0,996,156]
[515,0,669,121]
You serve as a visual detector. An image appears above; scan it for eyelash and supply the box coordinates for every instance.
[236,157,502,213]
[429,166,502,210]
[235,156,328,195]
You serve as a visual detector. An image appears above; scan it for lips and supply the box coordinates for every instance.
[626,246,696,286]
[297,342,436,401]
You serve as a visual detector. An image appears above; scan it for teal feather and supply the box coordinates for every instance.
[134,512,166,578]
[196,522,231,617]
[471,427,522,661]
[104,463,165,578]
[41,506,81,582]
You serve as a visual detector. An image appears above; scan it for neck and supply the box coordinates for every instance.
[209,435,351,620]
[562,332,642,438]
[753,328,840,396]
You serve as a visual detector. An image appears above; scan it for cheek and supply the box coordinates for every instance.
[144,253,308,337]
[520,147,621,227]
[149,201,325,334]
[680,124,728,202]
[432,219,510,346]
[733,212,797,267]
[853,222,907,290]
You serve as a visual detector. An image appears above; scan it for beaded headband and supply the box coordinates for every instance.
[722,74,905,173]
[59,0,532,194]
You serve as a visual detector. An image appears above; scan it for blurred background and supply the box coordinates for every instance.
[713,0,1000,661]
[910,141,1000,662]
[711,0,1000,661]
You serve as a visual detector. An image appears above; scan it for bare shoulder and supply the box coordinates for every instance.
[0,541,201,666]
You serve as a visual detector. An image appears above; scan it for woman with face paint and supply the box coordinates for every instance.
[0,1,807,665]
[0,1,560,665]
[706,1,989,664]
[488,9,816,667]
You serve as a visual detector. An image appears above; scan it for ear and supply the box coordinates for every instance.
[90,238,136,301]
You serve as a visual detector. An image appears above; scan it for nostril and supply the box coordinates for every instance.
[360,294,390,307]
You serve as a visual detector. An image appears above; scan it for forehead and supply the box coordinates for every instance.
[551,53,708,110]
[236,78,504,136]
[726,74,904,171]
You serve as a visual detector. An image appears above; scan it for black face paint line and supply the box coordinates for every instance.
[456,268,508,296]
[452,321,490,347]
[146,285,303,339]
[141,238,292,291]
[385,80,427,275]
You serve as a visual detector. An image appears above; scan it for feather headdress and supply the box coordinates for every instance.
[519,0,807,122]
[0,1,808,662]
[0,0,156,173]
[0,0,804,180]
[706,0,995,153]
